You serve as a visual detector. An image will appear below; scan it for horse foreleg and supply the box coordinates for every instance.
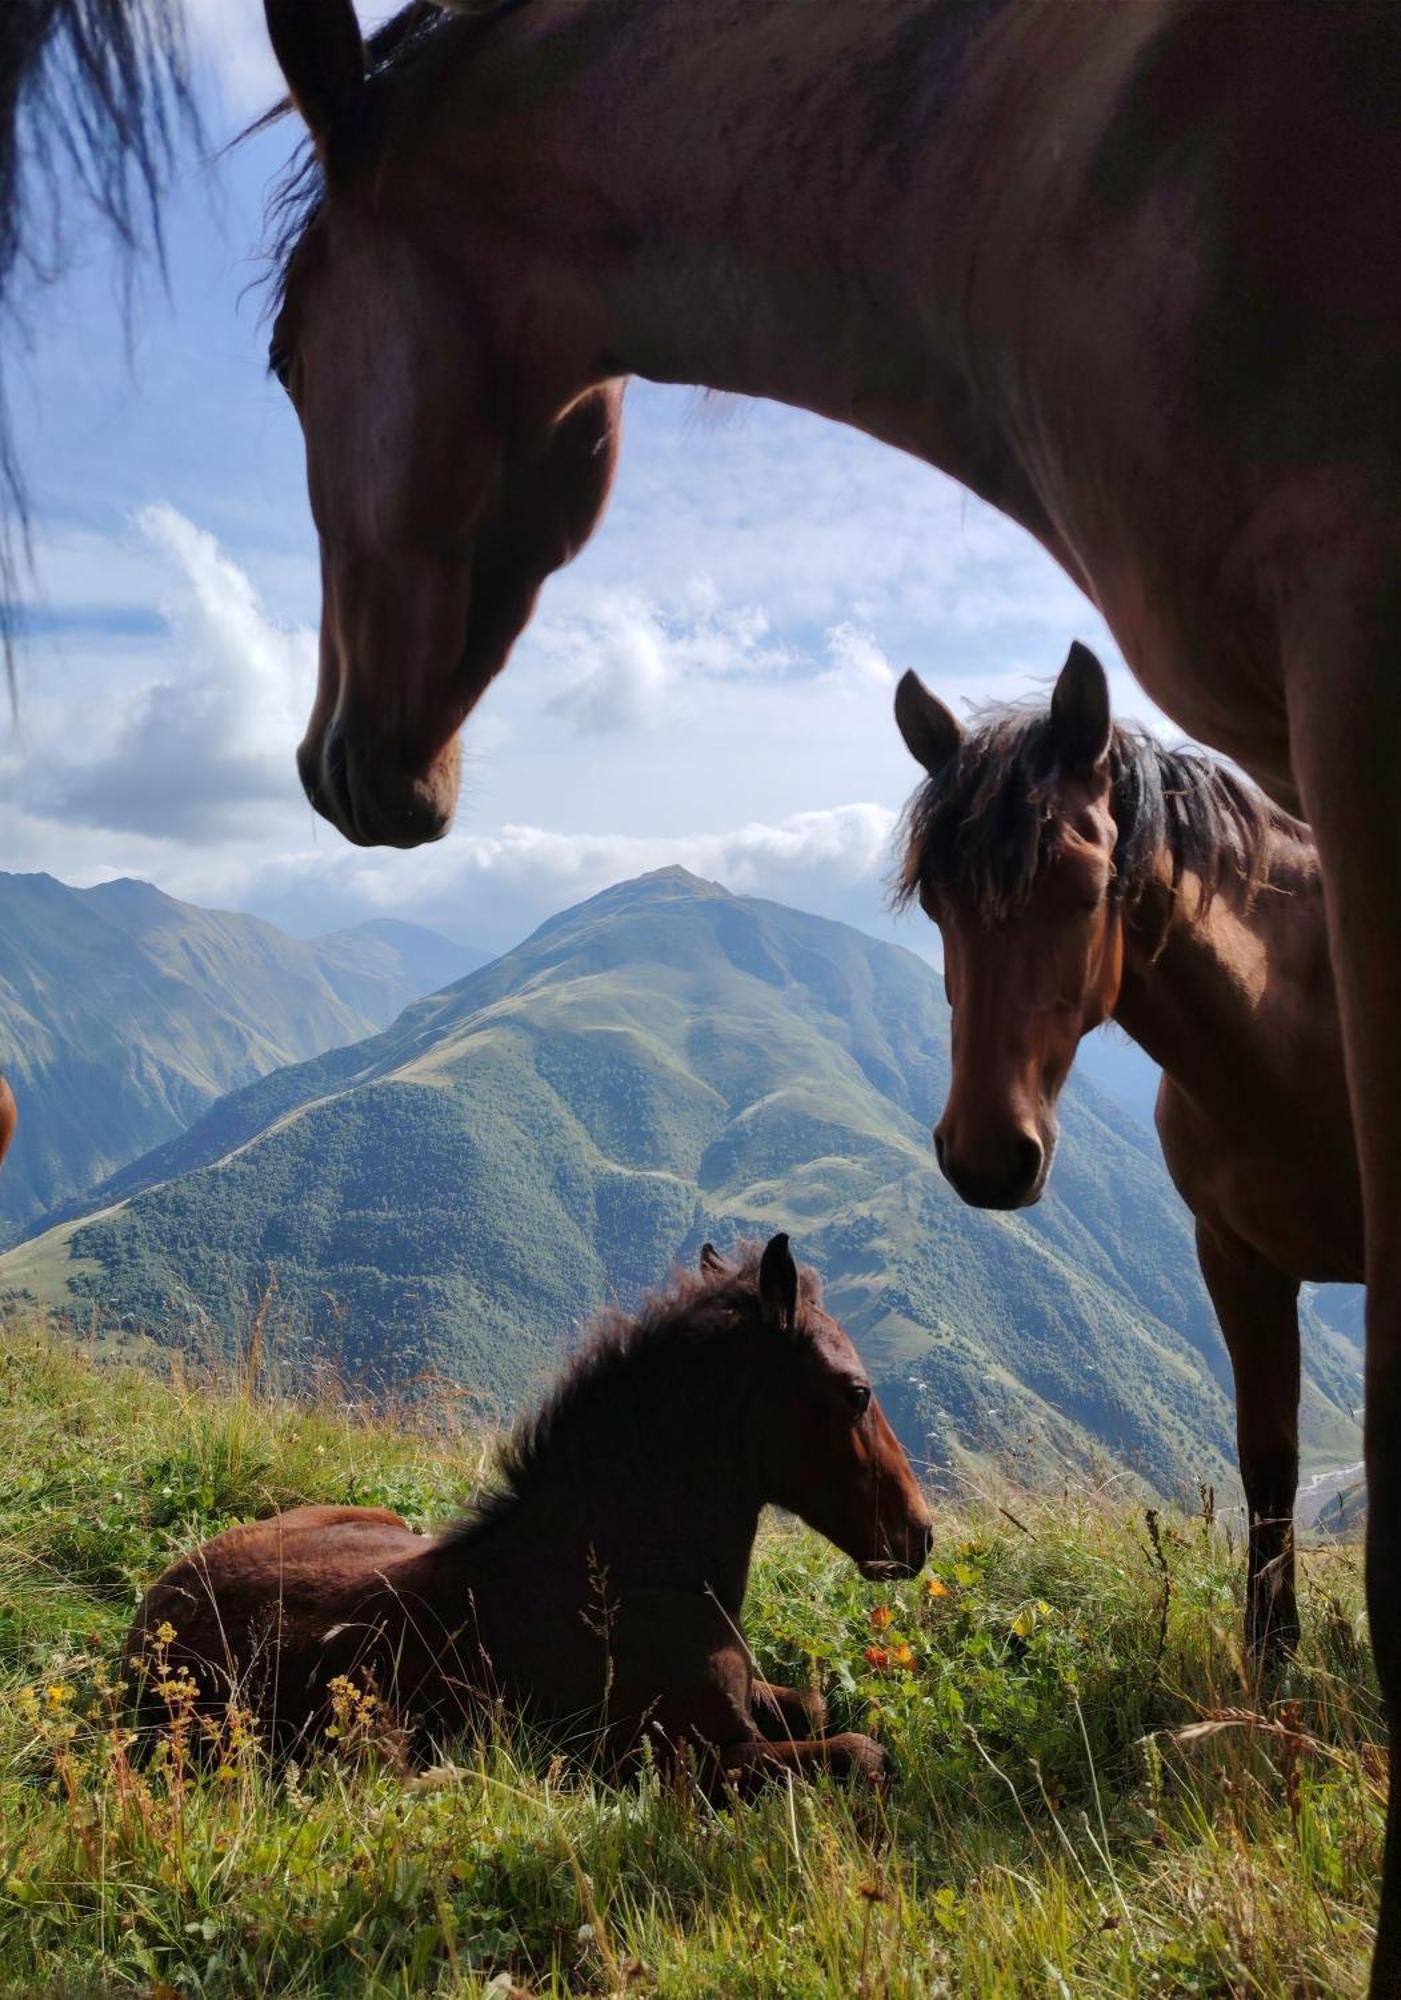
[751,1679,829,1742]
[1287,593,1401,1997]
[717,1731,890,1796]
[1194,1219,1301,1667]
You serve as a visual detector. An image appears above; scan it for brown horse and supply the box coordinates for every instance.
[125,1235,932,1789]
[893,643,1361,1664]
[260,5,1401,1979]
[0,1074,14,1174]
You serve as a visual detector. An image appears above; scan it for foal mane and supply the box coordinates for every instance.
[895,704,1300,931]
[447,1245,824,1546]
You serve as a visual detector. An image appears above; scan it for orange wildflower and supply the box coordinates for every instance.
[869,1604,894,1630]
[863,1646,891,1672]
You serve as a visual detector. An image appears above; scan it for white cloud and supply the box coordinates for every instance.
[541,590,794,734]
[7,376,1198,964]
[823,624,895,694]
[216,803,907,954]
[18,505,314,842]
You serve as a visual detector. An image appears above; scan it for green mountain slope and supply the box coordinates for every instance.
[0,870,1361,1494]
[0,874,485,1238]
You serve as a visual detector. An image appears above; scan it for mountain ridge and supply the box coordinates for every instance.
[2,868,1361,1495]
[0,872,486,1237]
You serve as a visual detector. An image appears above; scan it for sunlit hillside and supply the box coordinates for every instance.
[0,1318,1382,1998]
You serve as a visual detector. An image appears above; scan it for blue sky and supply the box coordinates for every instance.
[5,3,1169,956]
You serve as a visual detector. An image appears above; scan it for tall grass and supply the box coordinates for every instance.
[0,1314,1384,1996]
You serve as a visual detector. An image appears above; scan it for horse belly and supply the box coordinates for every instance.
[1161,1096,1362,1286]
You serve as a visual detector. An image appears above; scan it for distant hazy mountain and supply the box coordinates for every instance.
[2,869,1359,1495]
[1075,1030,1162,1130]
[0,874,486,1237]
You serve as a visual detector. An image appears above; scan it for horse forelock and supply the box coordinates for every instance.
[446,1243,827,1545]
[257,0,530,322]
[894,703,1294,931]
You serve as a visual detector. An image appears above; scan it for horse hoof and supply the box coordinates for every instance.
[830,1732,893,1787]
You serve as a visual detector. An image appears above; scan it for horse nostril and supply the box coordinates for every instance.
[1013,1134,1044,1191]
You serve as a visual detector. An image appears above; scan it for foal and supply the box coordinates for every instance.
[126,1235,932,1788]
[894,645,1359,1664]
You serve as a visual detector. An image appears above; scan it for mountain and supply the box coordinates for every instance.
[313,919,490,1013]
[0,869,1362,1495]
[1075,1029,1162,1130]
[0,875,485,1239]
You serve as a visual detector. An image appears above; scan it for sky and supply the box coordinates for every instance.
[4,3,1174,959]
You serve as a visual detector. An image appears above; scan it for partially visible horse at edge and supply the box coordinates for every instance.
[125,1234,933,1790]
[893,643,1361,1667]
[0,1074,14,1173]
[0,0,194,672]
[259,4,1401,1980]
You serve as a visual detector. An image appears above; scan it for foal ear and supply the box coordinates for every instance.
[264,0,366,157]
[699,1243,729,1279]
[1050,642,1112,774]
[894,671,962,776]
[757,1233,799,1334]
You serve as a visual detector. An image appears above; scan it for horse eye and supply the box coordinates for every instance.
[269,350,293,392]
[846,1381,871,1418]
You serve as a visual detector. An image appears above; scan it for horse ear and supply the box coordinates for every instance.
[264,0,366,156]
[757,1233,799,1334]
[699,1243,728,1278]
[894,670,962,776]
[1050,642,1112,774]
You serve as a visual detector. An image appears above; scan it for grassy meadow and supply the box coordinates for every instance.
[0,1315,1385,1997]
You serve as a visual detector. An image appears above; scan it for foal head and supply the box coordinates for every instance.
[710,1236,932,1580]
[894,643,1277,1209]
[263,2,622,847]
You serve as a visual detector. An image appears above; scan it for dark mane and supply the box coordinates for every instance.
[259,1,525,323]
[448,1244,824,1545]
[895,704,1299,929]
[1,0,196,679]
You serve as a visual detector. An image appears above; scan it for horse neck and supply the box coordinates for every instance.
[456,1337,764,1615]
[421,0,1069,551]
[1111,824,1321,1109]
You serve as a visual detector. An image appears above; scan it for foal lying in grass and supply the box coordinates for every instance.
[126,1235,932,1791]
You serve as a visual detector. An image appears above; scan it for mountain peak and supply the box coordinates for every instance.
[603,865,731,902]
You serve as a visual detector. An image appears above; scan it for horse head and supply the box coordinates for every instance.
[895,643,1125,1209]
[264,0,623,847]
[710,1235,933,1580]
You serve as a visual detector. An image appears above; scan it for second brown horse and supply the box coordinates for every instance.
[126,1235,932,1788]
[895,644,1359,1665]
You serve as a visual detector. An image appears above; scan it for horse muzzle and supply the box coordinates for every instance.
[934,1126,1051,1211]
[860,1513,934,1582]
[298,724,460,849]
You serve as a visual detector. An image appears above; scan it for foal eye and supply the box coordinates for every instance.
[846,1381,871,1418]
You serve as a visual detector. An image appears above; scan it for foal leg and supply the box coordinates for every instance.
[718,1730,890,1796]
[751,1680,829,1741]
[1194,1220,1301,1666]
[1286,585,1401,1996]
